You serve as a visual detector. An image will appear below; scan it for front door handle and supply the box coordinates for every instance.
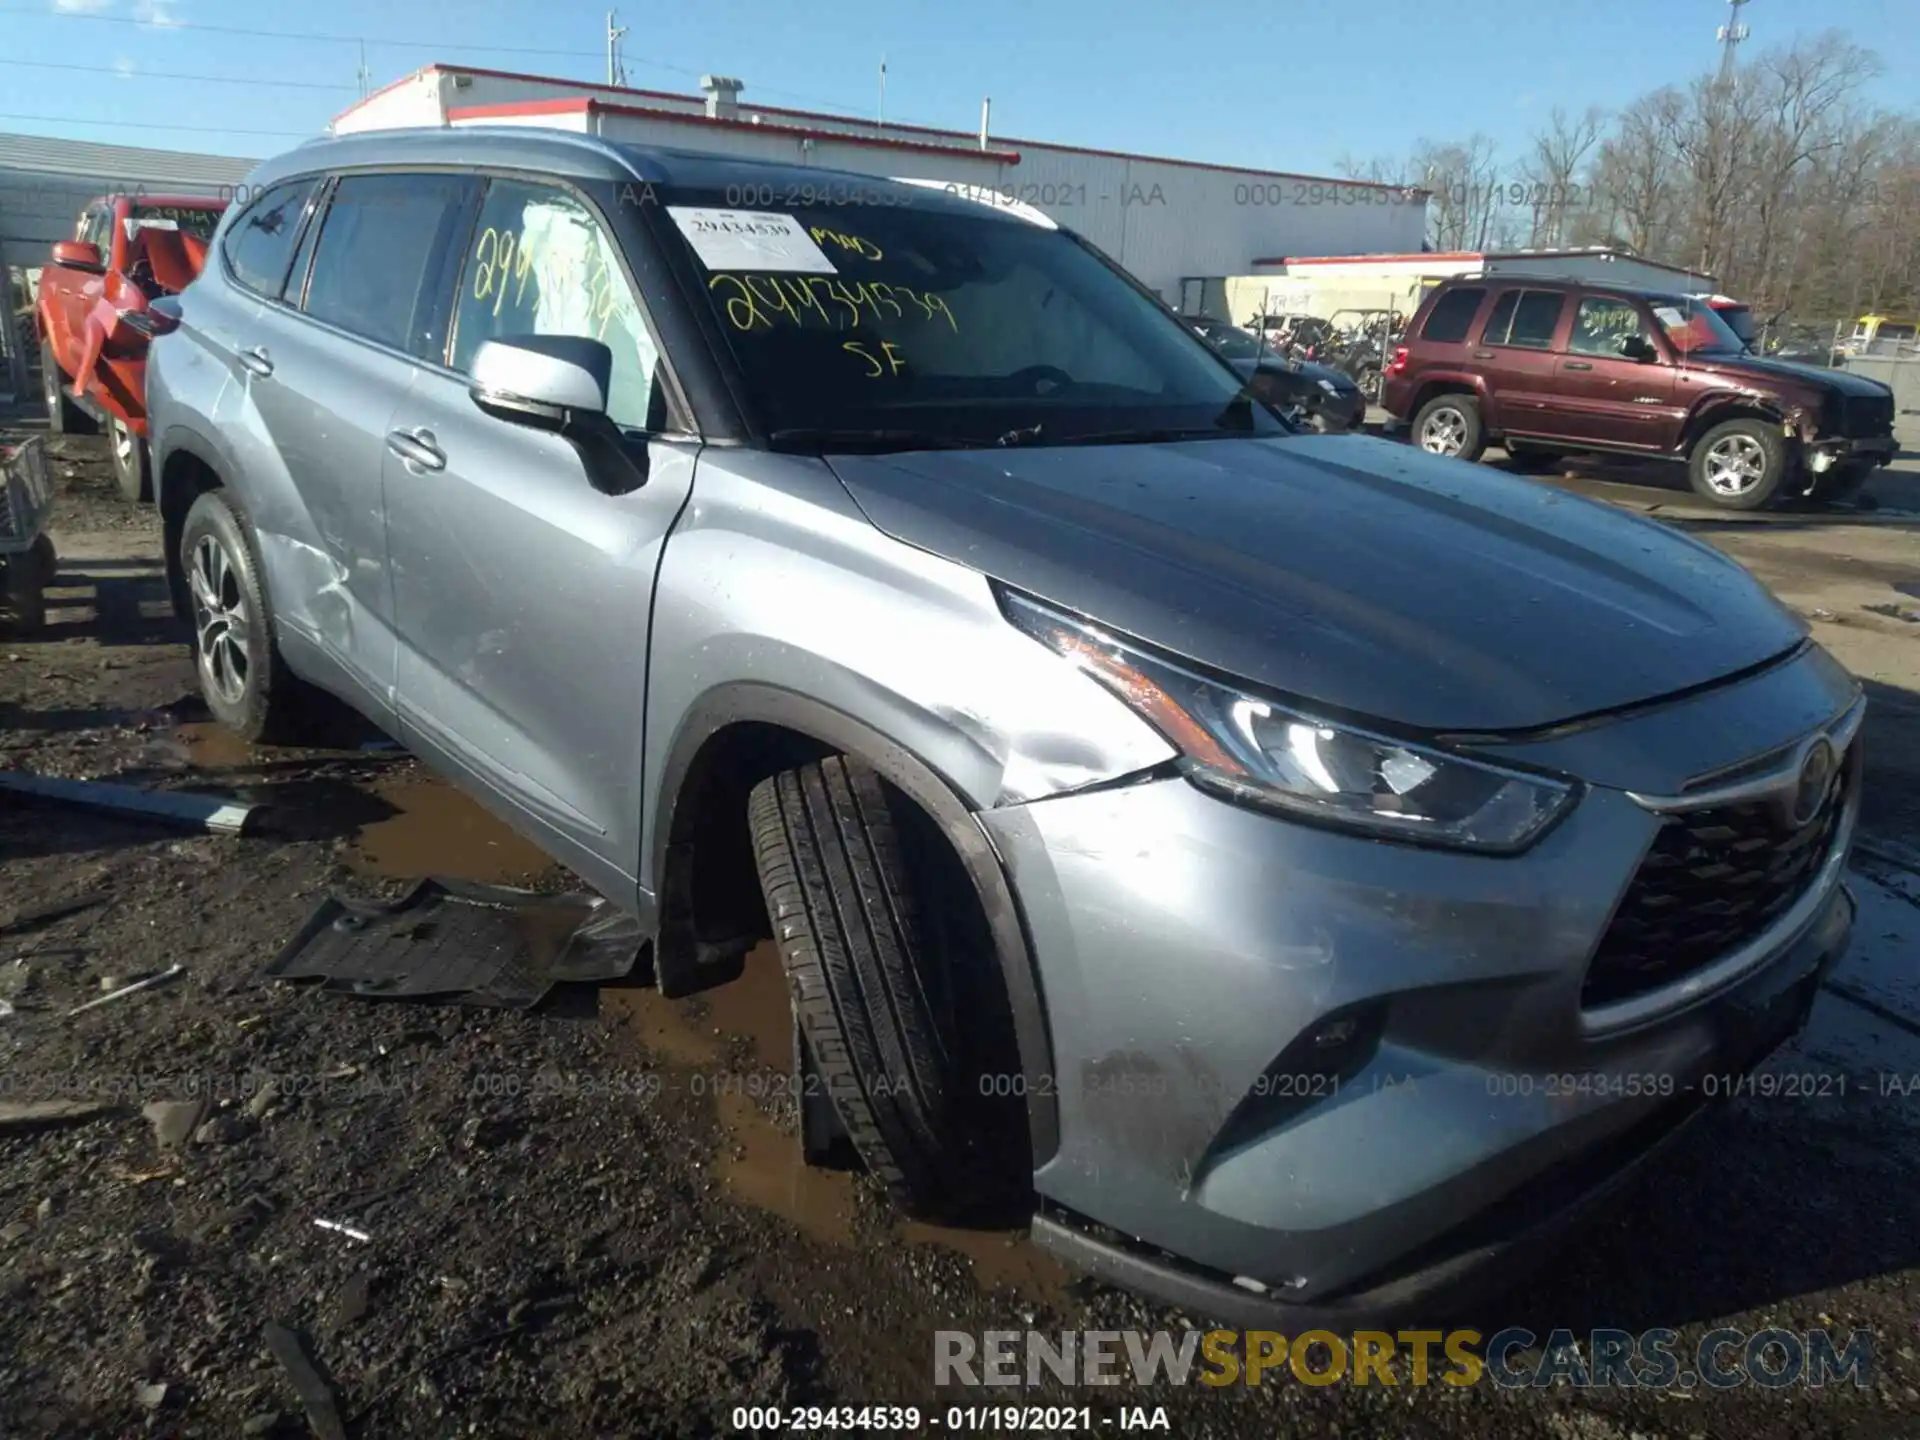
[237,346,273,378]
[1472,349,1495,359]
[385,428,446,472]
[1563,360,1593,371]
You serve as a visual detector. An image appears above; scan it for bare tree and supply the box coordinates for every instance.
[1522,106,1606,247]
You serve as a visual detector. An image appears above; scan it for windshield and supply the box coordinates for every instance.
[1648,295,1745,356]
[129,204,223,243]
[654,190,1281,447]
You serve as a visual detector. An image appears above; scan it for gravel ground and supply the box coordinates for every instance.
[4,418,1920,1439]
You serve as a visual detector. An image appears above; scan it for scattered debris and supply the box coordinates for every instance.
[0,888,110,938]
[136,1381,169,1411]
[241,1413,282,1436]
[262,1321,348,1440]
[245,1080,280,1119]
[1,1222,29,1245]
[336,1273,373,1329]
[142,1098,209,1151]
[0,998,12,1020]
[264,879,639,1009]
[113,1166,177,1186]
[0,770,256,835]
[67,964,185,1016]
[194,1114,250,1147]
[1863,601,1920,624]
[0,1099,119,1132]
[313,1218,372,1244]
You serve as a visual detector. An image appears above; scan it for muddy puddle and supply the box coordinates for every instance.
[610,944,1071,1303]
[158,720,1065,1297]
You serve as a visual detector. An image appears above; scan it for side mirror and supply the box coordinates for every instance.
[51,241,105,274]
[1620,333,1658,363]
[468,336,647,495]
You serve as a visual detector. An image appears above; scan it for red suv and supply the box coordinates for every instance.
[1381,277,1897,510]
[35,193,225,501]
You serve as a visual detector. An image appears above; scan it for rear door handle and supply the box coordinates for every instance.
[1472,349,1495,359]
[237,346,273,377]
[385,428,446,472]
[1563,360,1593,371]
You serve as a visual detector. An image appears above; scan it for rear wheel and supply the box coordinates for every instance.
[179,489,314,744]
[748,757,1005,1219]
[108,415,152,503]
[1412,394,1485,462]
[39,340,95,437]
[1688,419,1788,511]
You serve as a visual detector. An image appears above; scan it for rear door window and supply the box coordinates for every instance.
[222,178,320,299]
[301,172,477,359]
[1482,289,1565,349]
[1419,286,1484,343]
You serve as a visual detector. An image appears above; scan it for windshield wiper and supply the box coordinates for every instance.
[768,427,978,455]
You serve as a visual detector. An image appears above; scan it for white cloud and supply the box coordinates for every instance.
[52,0,114,13]
[113,55,137,77]
[133,0,183,27]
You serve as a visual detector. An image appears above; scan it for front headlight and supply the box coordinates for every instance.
[1003,592,1577,853]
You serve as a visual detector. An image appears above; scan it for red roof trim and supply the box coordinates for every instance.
[348,63,1427,192]
[447,97,1022,164]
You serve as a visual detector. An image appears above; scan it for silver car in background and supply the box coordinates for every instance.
[147,127,1861,1323]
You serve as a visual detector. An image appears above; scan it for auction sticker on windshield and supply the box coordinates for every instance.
[666,208,839,274]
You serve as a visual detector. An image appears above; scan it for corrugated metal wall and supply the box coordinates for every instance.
[0,132,256,251]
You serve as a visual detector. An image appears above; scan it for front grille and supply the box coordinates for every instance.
[1839,393,1894,438]
[1581,749,1852,1009]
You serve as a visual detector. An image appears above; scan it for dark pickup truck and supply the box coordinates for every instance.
[1382,276,1897,510]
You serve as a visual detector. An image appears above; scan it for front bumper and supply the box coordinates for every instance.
[984,651,1861,1321]
[1805,433,1895,470]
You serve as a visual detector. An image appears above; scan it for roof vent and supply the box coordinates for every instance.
[701,75,743,120]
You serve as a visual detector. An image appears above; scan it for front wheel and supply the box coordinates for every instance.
[1412,394,1485,462]
[1688,419,1788,510]
[748,757,1002,1219]
[179,490,313,743]
[108,415,152,503]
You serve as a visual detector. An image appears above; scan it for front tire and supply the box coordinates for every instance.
[1811,459,1876,507]
[1688,419,1788,511]
[39,340,95,437]
[179,490,310,744]
[1412,394,1485,461]
[108,415,152,503]
[748,757,981,1219]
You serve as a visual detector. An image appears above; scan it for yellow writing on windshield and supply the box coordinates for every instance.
[843,339,907,377]
[710,273,957,334]
[809,226,884,261]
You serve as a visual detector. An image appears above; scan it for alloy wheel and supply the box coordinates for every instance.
[110,417,134,470]
[1419,406,1468,456]
[1704,433,1767,497]
[189,534,250,707]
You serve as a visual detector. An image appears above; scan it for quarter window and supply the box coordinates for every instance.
[1420,287,1484,344]
[221,178,319,299]
[1481,289,1564,349]
[450,179,662,431]
[302,172,474,358]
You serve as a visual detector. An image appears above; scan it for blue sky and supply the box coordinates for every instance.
[2,0,1915,171]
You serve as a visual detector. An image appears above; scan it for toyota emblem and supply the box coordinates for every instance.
[1787,738,1837,828]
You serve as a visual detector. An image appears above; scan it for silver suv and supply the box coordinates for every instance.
[148,128,1862,1324]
